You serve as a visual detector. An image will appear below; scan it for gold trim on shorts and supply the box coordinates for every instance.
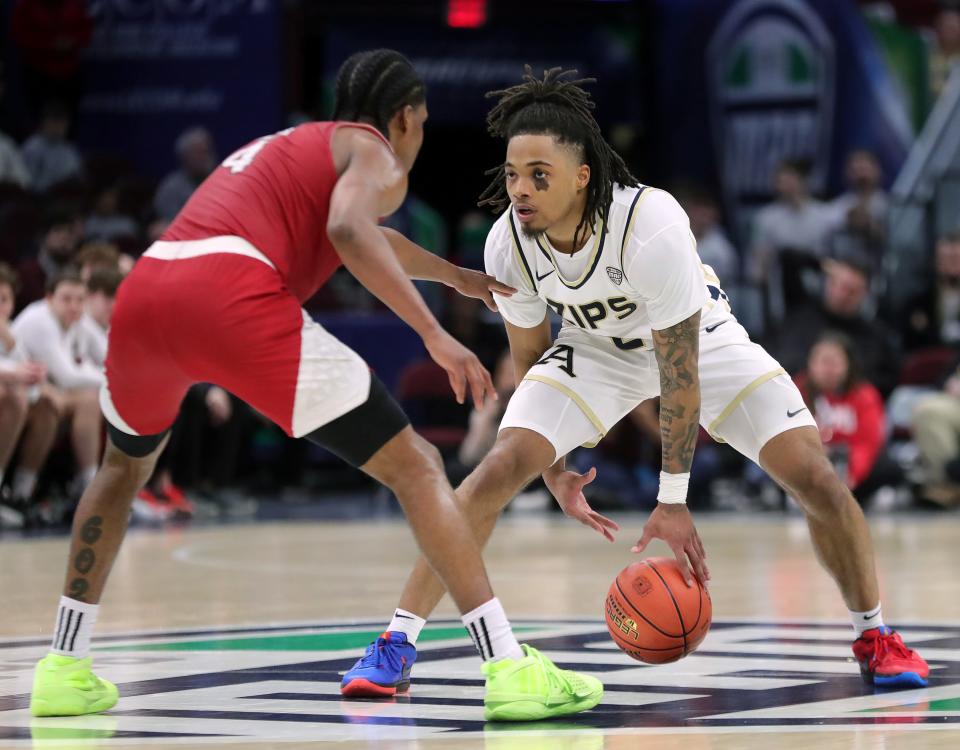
[523,374,607,448]
[706,367,787,440]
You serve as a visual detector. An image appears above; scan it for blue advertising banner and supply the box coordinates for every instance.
[652,0,914,238]
[74,0,283,177]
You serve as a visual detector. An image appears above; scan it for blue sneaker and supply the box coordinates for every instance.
[341,632,417,697]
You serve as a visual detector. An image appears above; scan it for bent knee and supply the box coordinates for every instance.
[369,428,445,489]
[475,430,553,488]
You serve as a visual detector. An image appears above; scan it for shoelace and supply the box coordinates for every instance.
[355,639,386,669]
[526,647,576,695]
[356,636,406,671]
[874,632,915,663]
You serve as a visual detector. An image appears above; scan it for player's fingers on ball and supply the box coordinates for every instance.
[696,535,707,561]
[672,546,694,586]
[688,546,708,585]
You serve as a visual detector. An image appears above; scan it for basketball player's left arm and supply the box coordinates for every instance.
[652,310,701,476]
[634,310,709,587]
[380,227,516,312]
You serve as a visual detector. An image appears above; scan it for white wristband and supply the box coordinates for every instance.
[657,471,690,504]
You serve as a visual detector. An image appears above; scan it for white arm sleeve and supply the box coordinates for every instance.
[625,191,708,331]
[483,217,547,328]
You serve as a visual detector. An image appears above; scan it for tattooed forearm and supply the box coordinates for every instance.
[653,312,701,474]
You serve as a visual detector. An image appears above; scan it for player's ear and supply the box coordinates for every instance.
[396,105,415,135]
[577,164,591,191]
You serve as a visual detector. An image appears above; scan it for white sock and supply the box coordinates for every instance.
[461,597,523,662]
[12,469,37,501]
[387,608,426,645]
[850,603,884,637]
[78,466,97,490]
[50,596,99,658]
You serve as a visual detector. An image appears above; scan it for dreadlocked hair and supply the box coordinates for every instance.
[332,49,426,137]
[478,66,638,247]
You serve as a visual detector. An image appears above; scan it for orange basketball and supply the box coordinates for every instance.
[604,557,712,664]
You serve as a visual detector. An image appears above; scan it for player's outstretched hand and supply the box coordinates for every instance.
[451,268,516,312]
[632,503,709,587]
[545,466,620,542]
[424,330,496,409]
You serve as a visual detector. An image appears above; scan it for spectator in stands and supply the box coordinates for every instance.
[20,100,82,192]
[0,130,30,187]
[154,127,216,220]
[675,183,739,284]
[748,158,834,320]
[0,264,46,513]
[795,333,888,501]
[931,3,960,99]
[16,202,84,307]
[74,241,120,282]
[902,229,960,349]
[0,265,63,525]
[84,184,139,243]
[80,267,122,369]
[913,351,960,507]
[769,255,900,396]
[11,271,103,501]
[829,150,889,248]
[749,158,833,277]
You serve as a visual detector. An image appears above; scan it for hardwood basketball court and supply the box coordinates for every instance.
[2,513,959,748]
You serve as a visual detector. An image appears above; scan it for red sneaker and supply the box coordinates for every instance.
[163,484,195,518]
[853,627,929,688]
[131,488,172,522]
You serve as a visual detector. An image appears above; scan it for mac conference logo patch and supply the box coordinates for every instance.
[2,619,959,743]
[606,266,623,285]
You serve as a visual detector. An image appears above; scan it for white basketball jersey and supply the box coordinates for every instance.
[486,185,731,349]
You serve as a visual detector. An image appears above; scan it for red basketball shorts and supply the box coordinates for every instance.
[100,236,371,438]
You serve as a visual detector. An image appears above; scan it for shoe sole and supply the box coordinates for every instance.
[870,671,929,688]
[484,691,603,722]
[30,692,118,717]
[340,678,410,698]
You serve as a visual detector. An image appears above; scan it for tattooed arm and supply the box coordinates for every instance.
[633,308,709,586]
[653,310,701,475]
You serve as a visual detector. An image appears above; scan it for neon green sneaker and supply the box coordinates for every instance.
[481,644,603,721]
[30,654,119,717]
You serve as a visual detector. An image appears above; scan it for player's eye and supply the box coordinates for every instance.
[534,170,547,180]
[505,171,517,180]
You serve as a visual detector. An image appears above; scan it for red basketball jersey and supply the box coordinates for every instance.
[161,122,391,303]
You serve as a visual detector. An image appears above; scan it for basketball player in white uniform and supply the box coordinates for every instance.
[342,68,928,695]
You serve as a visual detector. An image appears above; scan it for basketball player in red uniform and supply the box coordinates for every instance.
[29,50,604,723]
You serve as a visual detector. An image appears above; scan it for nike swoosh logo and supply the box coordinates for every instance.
[704,321,727,333]
[394,614,415,620]
[536,269,555,281]
[787,407,808,418]
[863,607,882,620]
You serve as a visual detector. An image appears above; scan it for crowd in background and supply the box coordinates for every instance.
[1,1,960,530]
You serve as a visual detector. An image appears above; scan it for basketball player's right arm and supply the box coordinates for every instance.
[503,318,621,541]
[328,137,494,407]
